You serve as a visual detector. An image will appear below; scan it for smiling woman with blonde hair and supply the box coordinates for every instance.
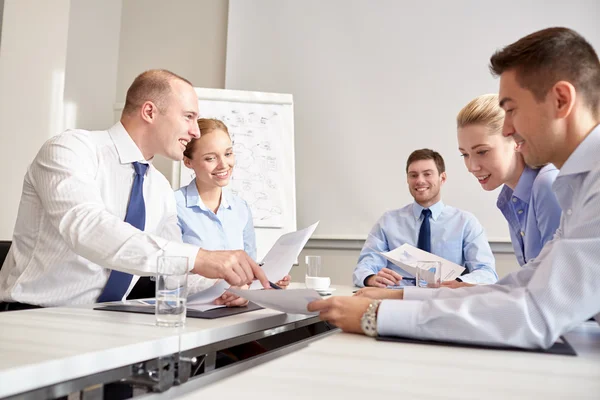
[456,93,562,267]
[175,118,290,308]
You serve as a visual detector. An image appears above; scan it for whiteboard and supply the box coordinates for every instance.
[179,88,296,260]
[225,0,600,242]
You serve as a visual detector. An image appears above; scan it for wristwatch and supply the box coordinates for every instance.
[361,300,382,337]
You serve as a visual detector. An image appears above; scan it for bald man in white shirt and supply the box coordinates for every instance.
[0,69,269,310]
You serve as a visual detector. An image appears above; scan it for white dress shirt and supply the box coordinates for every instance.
[0,123,212,306]
[377,124,600,349]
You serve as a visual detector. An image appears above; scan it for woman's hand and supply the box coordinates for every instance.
[214,284,250,307]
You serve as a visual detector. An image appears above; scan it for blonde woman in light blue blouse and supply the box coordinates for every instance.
[175,119,290,307]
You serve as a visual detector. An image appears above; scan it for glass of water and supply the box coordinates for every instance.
[415,261,442,288]
[155,256,188,327]
[305,255,322,277]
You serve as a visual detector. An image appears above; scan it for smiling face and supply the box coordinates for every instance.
[499,69,562,168]
[151,79,200,161]
[184,129,235,190]
[457,123,523,191]
[406,159,446,208]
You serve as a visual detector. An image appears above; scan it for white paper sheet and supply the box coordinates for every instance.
[377,243,465,281]
[249,221,319,289]
[187,280,230,305]
[227,288,321,315]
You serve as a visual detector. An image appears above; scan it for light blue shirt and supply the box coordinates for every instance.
[174,181,257,261]
[497,165,561,267]
[377,124,600,349]
[353,201,497,286]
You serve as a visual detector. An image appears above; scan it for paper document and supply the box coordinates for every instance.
[249,221,320,289]
[227,288,321,315]
[187,279,230,305]
[134,298,225,312]
[377,244,465,281]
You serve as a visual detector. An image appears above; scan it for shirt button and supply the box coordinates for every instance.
[567,209,572,215]
[518,210,524,214]
[520,231,525,237]
[512,197,517,203]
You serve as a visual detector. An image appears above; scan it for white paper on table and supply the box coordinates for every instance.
[227,288,321,315]
[249,221,319,289]
[377,243,465,281]
[187,279,230,305]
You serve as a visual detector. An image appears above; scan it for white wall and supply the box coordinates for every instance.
[0,0,5,48]
[63,0,122,131]
[0,0,71,239]
[226,0,600,242]
[115,0,229,180]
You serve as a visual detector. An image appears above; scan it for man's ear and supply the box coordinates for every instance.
[552,81,576,119]
[440,171,447,185]
[141,101,159,123]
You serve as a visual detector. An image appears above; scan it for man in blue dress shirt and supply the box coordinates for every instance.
[353,149,498,288]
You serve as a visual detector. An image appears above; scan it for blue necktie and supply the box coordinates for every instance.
[417,208,432,253]
[97,162,149,303]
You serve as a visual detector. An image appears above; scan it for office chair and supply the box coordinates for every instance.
[0,241,11,270]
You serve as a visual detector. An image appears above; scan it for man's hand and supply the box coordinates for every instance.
[275,275,291,289]
[307,296,373,334]
[214,285,250,307]
[441,280,475,289]
[193,249,270,289]
[354,287,403,300]
[366,268,403,287]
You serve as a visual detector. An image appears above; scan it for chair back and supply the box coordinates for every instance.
[0,241,11,270]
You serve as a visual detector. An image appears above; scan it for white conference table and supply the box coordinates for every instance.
[170,322,600,400]
[0,284,353,399]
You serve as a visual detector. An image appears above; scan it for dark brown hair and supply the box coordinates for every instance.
[406,149,445,174]
[490,27,600,116]
[123,69,193,115]
[183,118,230,159]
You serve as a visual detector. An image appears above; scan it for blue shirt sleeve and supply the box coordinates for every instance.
[242,202,258,261]
[459,213,498,284]
[353,215,391,287]
[174,189,186,236]
[532,167,562,249]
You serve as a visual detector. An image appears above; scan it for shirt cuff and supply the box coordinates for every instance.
[377,299,422,338]
[163,241,200,272]
[457,274,477,284]
[459,270,496,285]
[354,269,373,287]
[402,286,439,301]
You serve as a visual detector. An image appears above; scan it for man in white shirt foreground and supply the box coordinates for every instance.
[308,27,600,349]
[0,69,269,310]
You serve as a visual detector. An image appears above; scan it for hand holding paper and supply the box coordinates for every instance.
[249,221,319,289]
